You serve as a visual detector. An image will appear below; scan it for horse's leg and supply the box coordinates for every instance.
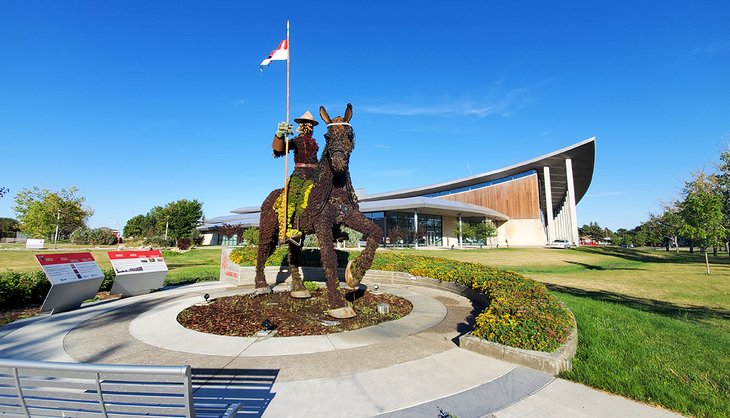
[343,211,383,288]
[288,239,311,298]
[254,190,282,294]
[315,220,355,318]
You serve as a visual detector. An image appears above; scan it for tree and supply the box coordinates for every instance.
[13,186,93,239]
[679,172,726,272]
[0,217,20,239]
[714,150,730,257]
[579,222,606,242]
[123,214,157,238]
[0,187,8,198]
[157,199,204,244]
[654,204,684,253]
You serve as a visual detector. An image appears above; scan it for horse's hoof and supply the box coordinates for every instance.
[328,306,356,319]
[252,287,272,296]
[290,290,311,299]
[345,260,361,289]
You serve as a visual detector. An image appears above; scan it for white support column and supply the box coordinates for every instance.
[458,214,463,249]
[543,166,554,243]
[413,209,418,248]
[565,158,580,245]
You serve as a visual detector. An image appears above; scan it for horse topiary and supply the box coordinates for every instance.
[254,103,383,318]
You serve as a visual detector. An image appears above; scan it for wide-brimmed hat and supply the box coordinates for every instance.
[294,111,319,126]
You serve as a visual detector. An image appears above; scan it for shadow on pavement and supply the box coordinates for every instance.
[192,368,279,417]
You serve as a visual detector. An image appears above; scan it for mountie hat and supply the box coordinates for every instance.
[294,111,319,126]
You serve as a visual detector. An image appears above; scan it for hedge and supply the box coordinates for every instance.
[229,247,573,352]
[0,267,215,310]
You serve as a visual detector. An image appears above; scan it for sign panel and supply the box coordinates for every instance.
[107,250,168,297]
[34,252,104,314]
[26,239,45,249]
[35,253,104,285]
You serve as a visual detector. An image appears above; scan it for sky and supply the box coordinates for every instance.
[1,1,729,232]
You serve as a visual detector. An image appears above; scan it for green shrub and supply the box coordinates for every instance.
[100,269,115,292]
[227,247,573,352]
[177,237,192,250]
[0,271,51,308]
[70,227,118,245]
[143,236,173,247]
[303,281,321,292]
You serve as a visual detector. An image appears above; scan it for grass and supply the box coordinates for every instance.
[555,290,730,418]
[389,245,730,416]
[1,243,728,415]
[0,244,221,276]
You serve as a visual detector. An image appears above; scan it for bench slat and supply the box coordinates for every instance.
[25,406,114,418]
[103,402,189,415]
[100,383,186,395]
[22,396,102,411]
[99,392,186,405]
[99,373,188,383]
[16,379,98,391]
[4,387,99,402]
[0,402,25,413]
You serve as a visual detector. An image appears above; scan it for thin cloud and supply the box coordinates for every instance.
[689,40,730,57]
[361,88,529,119]
[538,130,553,137]
[586,192,625,198]
[374,144,392,149]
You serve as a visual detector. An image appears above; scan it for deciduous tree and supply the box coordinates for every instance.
[12,186,93,239]
[679,172,726,272]
[0,217,20,239]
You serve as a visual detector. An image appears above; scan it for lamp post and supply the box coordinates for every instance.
[164,217,169,242]
[53,210,60,249]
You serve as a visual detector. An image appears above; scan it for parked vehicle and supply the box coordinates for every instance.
[549,239,572,249]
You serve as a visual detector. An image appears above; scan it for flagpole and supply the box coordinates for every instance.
[282,20,291,242]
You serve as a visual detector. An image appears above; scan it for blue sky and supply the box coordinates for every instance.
[1,1,729,232]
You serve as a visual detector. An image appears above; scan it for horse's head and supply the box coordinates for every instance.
[320,103,354,174]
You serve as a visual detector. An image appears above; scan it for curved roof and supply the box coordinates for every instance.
[361,137,595,215]
[359,197,509,220]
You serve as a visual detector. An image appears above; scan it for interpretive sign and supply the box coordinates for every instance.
[26,239,45,249]
[35,252,104,313]
[107,250,168,297]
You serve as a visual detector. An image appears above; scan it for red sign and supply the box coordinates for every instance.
[35,252,96,266]
[107,250,163,260]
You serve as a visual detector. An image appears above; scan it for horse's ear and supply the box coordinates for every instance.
[344,103,353,122]
[320,106,331,125]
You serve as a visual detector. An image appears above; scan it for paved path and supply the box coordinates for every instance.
[0,282,682,417]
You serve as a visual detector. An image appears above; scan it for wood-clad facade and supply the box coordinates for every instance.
[437,174,540,220]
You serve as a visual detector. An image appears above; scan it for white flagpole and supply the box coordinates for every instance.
[282,20,291,242]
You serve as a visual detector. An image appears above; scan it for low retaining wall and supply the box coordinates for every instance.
[219,249,576,375]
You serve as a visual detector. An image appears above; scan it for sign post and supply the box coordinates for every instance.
[107,250,168,297]
[35,252,105,314]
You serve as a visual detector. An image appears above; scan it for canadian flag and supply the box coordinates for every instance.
[260,40,288,70]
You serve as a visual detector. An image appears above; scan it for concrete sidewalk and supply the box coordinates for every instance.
[0,282,683,417]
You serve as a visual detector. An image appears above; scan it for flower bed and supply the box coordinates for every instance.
[229,247,573,352]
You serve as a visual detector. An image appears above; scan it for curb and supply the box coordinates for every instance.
[224,265,578,374]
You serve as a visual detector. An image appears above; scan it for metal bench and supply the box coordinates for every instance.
[0,358,242,417]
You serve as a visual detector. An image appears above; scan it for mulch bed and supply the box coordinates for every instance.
[177,289,413,337]
[0,306,41,327]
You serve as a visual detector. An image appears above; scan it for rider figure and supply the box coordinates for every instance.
[271,111,320,244]
[272,111,319,180]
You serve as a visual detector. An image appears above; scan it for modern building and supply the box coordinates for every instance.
[200,137,596,247]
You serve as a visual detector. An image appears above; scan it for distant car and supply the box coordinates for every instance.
[550,239,572,249]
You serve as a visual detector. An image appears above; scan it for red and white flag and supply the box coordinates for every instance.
[260,40,288,71]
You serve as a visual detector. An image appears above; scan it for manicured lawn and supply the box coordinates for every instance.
[393,246,730,416]
[1,244,728,416]
[0,244,222,277]
[554,290,729,418]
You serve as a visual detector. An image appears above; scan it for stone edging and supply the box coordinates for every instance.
[223,265,577,374]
